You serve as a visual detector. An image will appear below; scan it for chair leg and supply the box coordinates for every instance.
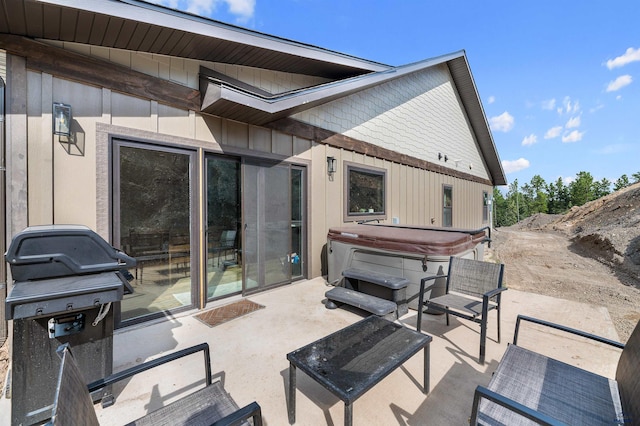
[497,306,501,343]
[445,311,450,326]
[479,315,487,364]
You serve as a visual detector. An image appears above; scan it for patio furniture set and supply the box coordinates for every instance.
[42,255,638,425]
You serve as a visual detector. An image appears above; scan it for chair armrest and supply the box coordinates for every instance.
[513,315,625,349]
[211,401,263,426]
[87,343,212,393]
[421,274,448,284]
[470,385,566,426]
[417,275,449,307]
[483,286,507,299]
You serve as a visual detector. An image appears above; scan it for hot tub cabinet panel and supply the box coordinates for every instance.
[327,224,488,309]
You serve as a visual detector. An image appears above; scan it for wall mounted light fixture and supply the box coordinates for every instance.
[53,102,72,137]
[327,156,337,178]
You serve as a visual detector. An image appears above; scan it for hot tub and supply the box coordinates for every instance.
[327,224,489,309]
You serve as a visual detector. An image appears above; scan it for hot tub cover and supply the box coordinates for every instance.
[327,224,488,256]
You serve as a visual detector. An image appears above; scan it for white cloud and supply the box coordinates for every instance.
[562,176,575,185]
[606,47,640,70]
[606,75,632,92]
[544,126,563,139]
[562,130,585,143]
[226,0,255,18]
[489,111,515,132]
[152,0,255,22]
[541,99,556,110]
[521,134,537,146]
[565,116,581,129]
[502,158,530,174]
[557,96,580,115]
[487,96,495,104]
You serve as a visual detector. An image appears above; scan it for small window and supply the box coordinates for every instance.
[482,191,489,223]
[443,185,453,227]
[344,162,387,222]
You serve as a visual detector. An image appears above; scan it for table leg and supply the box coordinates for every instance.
[344,402,353,426]
[288,363,297,424]
[423,344,430,394]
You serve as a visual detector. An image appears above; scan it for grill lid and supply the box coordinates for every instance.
[5,225,136,281]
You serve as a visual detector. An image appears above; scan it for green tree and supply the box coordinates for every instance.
[492,187,512,227]
[632,172,640,183]
[569,171,594,207]
[592,178,611,199]
[614,174,630,191]
[505,179,528,224]
[548,177,569,214]
[528,175,548,214]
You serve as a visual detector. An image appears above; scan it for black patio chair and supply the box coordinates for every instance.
[417,256,506,364]
[46,343,262,425]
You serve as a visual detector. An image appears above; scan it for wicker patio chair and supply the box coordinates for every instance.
[470,315,640,425]
[416,256,506,364]
[46,343,262,426]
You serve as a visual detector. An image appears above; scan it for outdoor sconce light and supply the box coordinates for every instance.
[327,156,337,177]
[53,102,72,137]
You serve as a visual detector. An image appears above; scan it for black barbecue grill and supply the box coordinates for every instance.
[4,224,135,425]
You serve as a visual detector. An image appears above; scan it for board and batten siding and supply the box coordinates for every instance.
[51,41,331,95]
[15,44,491,279]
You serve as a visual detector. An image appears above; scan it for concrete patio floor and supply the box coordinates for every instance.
[1,277,623,425]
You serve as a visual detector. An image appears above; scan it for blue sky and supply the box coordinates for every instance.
[154,0,640,189]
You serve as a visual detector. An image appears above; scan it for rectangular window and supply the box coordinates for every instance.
[482,191,489,223]
[443,185,453,227]
[344,162,387,222]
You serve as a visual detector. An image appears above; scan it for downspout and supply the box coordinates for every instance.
[0,77,6,346]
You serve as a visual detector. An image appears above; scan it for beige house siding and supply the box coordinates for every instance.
[50,41,331,94]
[293,64,489,182]
[13,43,492,281]
[0,50,5,80]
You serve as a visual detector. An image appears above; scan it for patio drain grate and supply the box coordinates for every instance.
[195,299,264,328]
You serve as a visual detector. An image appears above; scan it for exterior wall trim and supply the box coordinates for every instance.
[266,117,493,186]
[0,35,200,112]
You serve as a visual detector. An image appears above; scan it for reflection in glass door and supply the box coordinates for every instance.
[115,144,193,323]
[205,156,242,300]
[243,161,291,292]
[291,167,305,279]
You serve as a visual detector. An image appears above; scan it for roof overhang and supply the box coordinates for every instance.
[200,51,506,185]
[1,0,387,78]
[1,0,506,185]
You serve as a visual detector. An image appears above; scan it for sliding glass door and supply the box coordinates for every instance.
[205,156,242,300]
[243,160,292,292]
[115,145,306,324]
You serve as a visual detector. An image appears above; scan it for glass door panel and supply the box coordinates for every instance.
[243,161,291,292]
[205,156,242,300]
[291,167,305,279]
[116,144,192,323]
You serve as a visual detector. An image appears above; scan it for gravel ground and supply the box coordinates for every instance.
[490,182,640,342]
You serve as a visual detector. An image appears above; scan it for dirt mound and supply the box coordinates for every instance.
[508,183,640,287]
[511,213,563,231]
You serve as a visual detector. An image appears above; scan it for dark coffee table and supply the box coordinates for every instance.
[286,316,432,425]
